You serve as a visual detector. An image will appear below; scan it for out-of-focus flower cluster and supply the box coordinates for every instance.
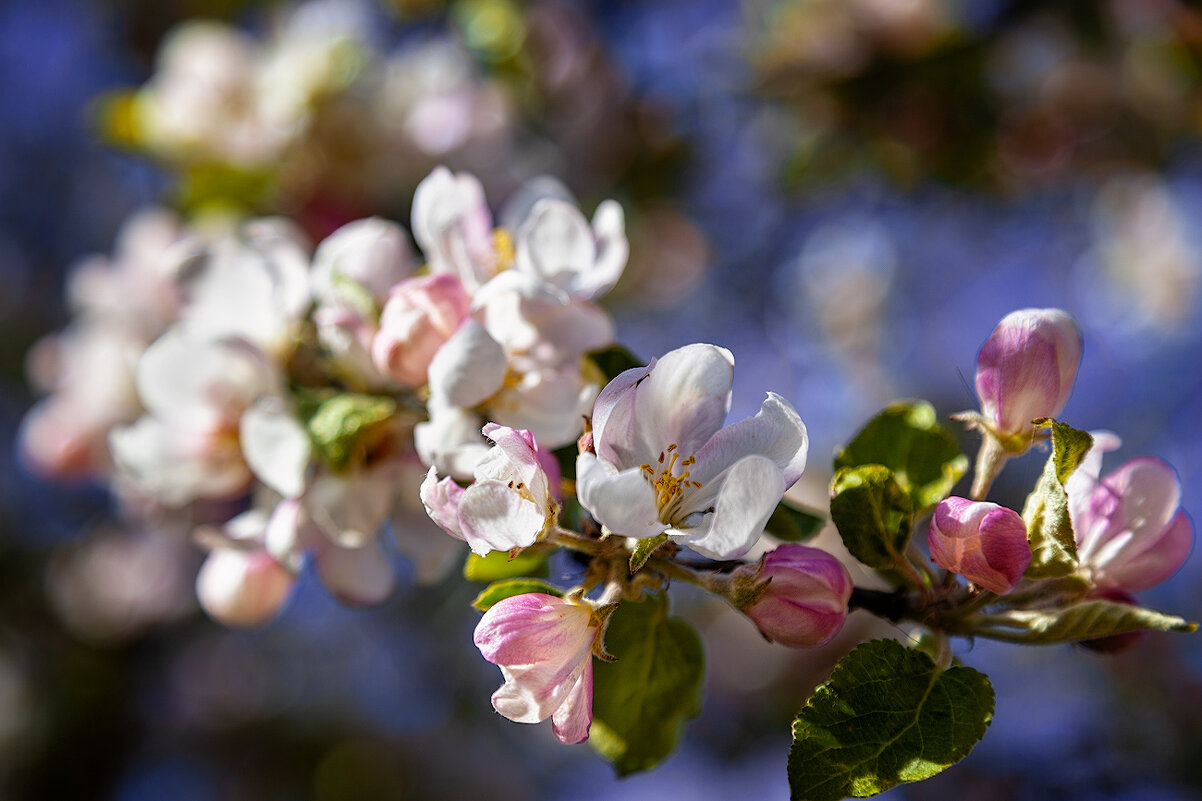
[22,165,629,627]
[105,0,511,220]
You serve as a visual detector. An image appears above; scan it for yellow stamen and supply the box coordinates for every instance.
[639,443,704,525]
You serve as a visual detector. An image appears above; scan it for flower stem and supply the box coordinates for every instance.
[970,435,1010,500]
[549,527,611,556]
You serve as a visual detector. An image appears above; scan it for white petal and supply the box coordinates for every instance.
[419,465,467,541]
[588,199,628,299]
[590,364,651,468]
[306,470,395,548]
[313,539,396,606]
[411,167,494,290]
[458,480,545,555]
[575,453,666,539]
[427,320,507,408]
[311,217,414,305]
[488,367,596,450]
[265,498,308,570]
[678,455,784,560]
[414,403,492,480]
[633,343,733,461]
[551,659,592,744]
[240,397,311,498]
[515,199,595,293]
[691,392,808,488]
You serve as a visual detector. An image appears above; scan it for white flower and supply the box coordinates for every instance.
[576,344,808,559]
[421,424,560,556]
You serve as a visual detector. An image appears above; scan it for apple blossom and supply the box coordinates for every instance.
[474,593,598,744]
[513,197,628,300]
[109,333,278,505]
[928,497,1031,595]
[576,343,808,560]
[974,308,1082,446]
[735,544,853,648]
[421,424,560,556]
[1067,450,1194,594]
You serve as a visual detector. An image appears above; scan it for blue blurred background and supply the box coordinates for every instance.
[3,1,1201,799]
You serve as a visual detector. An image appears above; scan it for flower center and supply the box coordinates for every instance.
[492,228,515,272]
[640,443,703,525]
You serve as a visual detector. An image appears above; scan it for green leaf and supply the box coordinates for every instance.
[590,594,704,776]
[1021,419,1093,578]
[471,579,563,612]
[629,533,669,572]
[765,498,826,542]
[788,639,994,801]
[463,548,550,582]
[1032,418,1094,485]
[834,401,969,513]
[829,465,913,570]
[973,600,1197,644]
[586,344,645,384]
[304,393,396,472]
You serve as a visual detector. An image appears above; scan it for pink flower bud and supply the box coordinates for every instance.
[738,545,852,648]
[1070,456,1193,594]
[975,308,1082,440]
[928,497,1030,594]
[196,547,295,627]
[474,593,597,744]
[372,273,470,386]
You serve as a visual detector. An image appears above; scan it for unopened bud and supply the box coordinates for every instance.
[735,544,852,648]
[928,497,1030,594]
[975,308,1082,446]
[372,273,470,386]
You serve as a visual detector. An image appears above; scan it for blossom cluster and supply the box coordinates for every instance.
[22,165,630,627]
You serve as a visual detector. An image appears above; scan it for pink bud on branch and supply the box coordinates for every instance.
[963,308,1082,498]
[734,544,853,648]
[928,497,1030,595]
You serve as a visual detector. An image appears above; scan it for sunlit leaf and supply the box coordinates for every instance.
[788,639,994,801]
[834,401,968,512]
[472,579,563,612]
[1021,419,1092,578]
